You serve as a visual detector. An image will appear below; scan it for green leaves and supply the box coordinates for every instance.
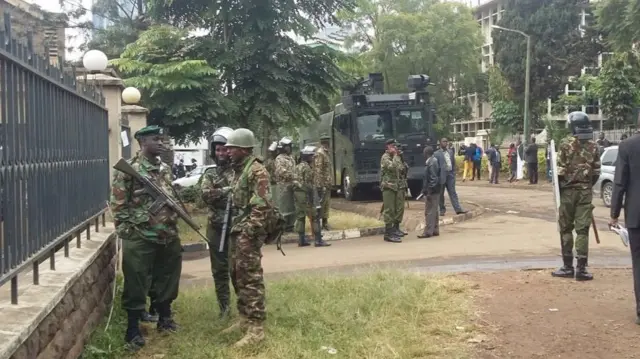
[595,0,640,52]
[598,52,640,129]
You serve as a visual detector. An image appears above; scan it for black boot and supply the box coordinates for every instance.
[125,310,145,351]
[575,258,593,281]
[394,223,407,236]
[551,256,575,278]
[141,303,159,322]
[384,226,402,243]
[156,302,179,333]
[314,229,331,247]
[298,232,311,247]
[218,299,230,319]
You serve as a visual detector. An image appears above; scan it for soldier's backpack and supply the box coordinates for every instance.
[237,157,286,255]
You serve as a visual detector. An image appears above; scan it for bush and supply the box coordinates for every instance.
[177,185,203,207]
[455,148,548,176]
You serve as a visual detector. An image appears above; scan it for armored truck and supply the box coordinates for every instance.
[298,73,437,200]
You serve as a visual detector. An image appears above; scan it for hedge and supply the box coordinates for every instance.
[455,149,548,177]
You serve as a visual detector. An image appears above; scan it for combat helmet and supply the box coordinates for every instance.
[279,136,293,146]
[268,141,278,152]
[566,111,593,140]
[301,145,317,161]
[225,128,256,148]
[210,127,234,146]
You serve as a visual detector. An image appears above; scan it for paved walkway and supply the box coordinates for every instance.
[181,184,629,285]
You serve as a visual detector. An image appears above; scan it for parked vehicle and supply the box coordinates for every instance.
[593,146,618,207]
[172,165,216,189]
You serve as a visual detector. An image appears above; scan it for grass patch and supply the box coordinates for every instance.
[85,271,476,359]
[179,209,383,243]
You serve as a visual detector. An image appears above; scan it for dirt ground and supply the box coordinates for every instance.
[465,268,640,359]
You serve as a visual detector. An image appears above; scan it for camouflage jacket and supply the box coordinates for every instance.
[557,136,601,190]
[230,155,276,236]
[109,154,179,242]
[200,164,235,227]
[274,153,296,183]
[265,157,276,184]
[380,152,403,191]
[313,146,333,188]
[293,161,313,193]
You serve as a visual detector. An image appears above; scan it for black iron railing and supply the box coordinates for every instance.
[0,13,110,304]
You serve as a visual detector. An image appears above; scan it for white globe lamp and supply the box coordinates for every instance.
[82,50,108,72]
[122,87,141,104]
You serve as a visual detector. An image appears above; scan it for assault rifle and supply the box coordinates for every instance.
[113,158,208,243]
[313,188,323,229]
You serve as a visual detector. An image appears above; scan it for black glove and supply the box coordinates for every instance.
[591,175,599,186]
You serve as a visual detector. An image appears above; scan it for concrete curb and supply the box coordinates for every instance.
[181,201,485,252]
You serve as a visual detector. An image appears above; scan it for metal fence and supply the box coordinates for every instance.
[0,13,109,304]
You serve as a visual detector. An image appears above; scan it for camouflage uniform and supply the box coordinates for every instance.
[221,128,277,347]
[293,160,316,244]
[554,135,600,279]
[380,150,404,243]
[274,153,296,230]
[313,144,333,229]
[200,163,235,315]
[110,136,182,348]
[396,151,409,231]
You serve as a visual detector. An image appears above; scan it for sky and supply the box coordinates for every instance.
[30,0,93,61]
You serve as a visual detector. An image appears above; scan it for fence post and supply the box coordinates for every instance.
[121,105,148,156]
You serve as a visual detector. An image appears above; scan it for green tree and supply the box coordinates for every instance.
[595,0,640,51]
[493,0,602,126]
[110,26,234,143]
[338,0,483,129]
[598,51,640,129]
[147,0,354,150]
[486,66,521,137]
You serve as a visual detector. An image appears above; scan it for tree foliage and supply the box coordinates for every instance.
[110,26,234,143]
[146,0,354,147]
[338,0,483,129]
[493,0,602,122]
[598,52,640,129]
[595,0,640,51]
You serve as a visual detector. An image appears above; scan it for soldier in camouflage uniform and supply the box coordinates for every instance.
[109,125,181,350]
[265,141,278,184]
[314,134,333,230]
[380,139,404,243]
[274,137,296,231]
[200,127,235,318]
[220,128,277,347]
[552,111,601,281]
[295,146,331,247]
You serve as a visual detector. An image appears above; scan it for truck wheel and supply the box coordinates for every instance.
[343,173,357,201]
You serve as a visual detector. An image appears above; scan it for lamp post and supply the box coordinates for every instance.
[122,87,142,104]
[492,25,531,142]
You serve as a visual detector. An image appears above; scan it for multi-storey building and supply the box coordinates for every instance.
[1,0,65,65]
[451,0,609,139]
[91,0,139,35]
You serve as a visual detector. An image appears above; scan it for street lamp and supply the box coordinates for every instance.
[82,50,108,73]
[492,25,531,142]
[122,87,141,104]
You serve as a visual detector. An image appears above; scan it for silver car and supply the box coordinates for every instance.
[593,145,618,207]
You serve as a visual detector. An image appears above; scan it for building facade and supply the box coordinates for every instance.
[451,0,609,138]
[1,0,65,65]
[91,0,139,36]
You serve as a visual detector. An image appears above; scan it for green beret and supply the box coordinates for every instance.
[134,125,164,139]
[320,133,331,140]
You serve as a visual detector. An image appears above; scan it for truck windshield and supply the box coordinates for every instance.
[356,110,393,141]
[395,110,427,135]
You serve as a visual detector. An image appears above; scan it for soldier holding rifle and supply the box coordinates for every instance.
[314,134,333,230]
[200,127,235,318]
[109,125,183,350]
[380,139,404,243]
[396,143,409,236]
[551,112,601,281]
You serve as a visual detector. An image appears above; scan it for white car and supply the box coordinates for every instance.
[172,165,216,188]
[593,146,618,207]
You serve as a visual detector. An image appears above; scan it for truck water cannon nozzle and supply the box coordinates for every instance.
[407,74,430,91]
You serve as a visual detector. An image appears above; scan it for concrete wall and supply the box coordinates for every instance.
[0,227,117,359]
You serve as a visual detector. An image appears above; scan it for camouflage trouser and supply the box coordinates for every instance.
[207,223,234,309]
[293,190,318,234]
[229,231,265,324]
[382,188,401,226]
[397,187,406,224]
[319,188,331,220]
[558,188,594,259]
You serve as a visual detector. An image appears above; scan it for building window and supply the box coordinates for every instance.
[585,98,600,115]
